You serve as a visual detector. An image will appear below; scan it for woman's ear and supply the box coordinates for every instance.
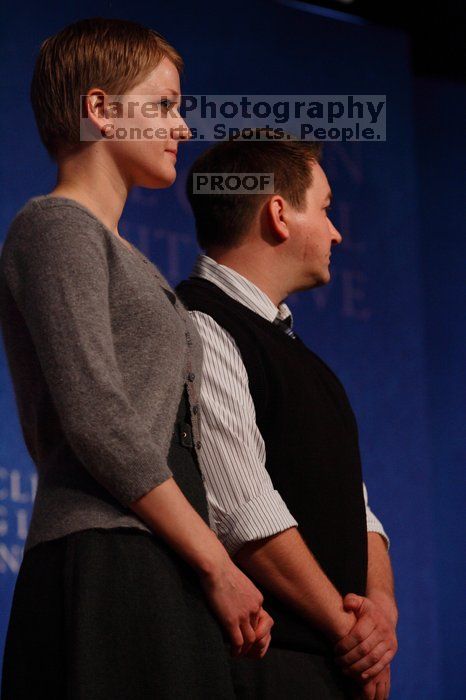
[81,89,113,140]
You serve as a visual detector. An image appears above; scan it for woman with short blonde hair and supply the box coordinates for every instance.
[0,17,272,698]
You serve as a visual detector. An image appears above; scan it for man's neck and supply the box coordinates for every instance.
[207,249,289,308]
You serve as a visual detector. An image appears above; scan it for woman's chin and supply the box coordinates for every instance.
[138,167,177,189]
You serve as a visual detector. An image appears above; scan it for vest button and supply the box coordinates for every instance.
[195,441,202,450]
[187,372,196,382]
[192,404,199,415]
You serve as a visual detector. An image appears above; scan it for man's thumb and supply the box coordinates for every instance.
[343,593,365,611]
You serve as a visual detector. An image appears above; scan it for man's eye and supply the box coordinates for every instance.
[325,205,332,214]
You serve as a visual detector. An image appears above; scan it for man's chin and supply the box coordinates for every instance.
[313,271,331,288]
[297,275,329,292]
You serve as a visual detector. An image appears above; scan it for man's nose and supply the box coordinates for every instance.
[329,218,342,245]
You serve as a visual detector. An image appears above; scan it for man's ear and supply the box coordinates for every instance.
[266,195,290,243]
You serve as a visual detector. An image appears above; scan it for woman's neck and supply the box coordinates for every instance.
[50,149,130,236]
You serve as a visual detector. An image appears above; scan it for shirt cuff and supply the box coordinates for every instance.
[366,510,390,550]
[213,489,298,556]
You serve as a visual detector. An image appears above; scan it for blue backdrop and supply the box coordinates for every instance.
[1,1,464,697]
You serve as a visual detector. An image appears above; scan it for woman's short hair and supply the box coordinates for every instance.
[30,17,183,160]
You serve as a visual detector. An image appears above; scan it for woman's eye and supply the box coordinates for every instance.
[160,99,175,110]
[325,205,332,214]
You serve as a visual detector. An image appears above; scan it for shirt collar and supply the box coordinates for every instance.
[190,254,293,326]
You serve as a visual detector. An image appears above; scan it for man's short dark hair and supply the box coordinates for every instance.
[186,131,322,250]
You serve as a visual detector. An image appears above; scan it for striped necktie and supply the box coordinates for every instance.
[273,314,297,339]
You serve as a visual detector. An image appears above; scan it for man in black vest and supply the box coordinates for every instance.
[177,135,398,699]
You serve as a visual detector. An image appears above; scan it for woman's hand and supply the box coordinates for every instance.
[242,607,274,658]
[198,556,274,657]
[130,477,274,657]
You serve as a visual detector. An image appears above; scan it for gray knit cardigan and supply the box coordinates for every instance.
[0,196,207,552]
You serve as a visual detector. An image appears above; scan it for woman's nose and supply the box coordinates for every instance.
[172,115,192,140]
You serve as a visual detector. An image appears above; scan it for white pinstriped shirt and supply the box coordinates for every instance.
[189,254,389,555]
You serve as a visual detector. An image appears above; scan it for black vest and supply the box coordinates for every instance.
[177,277,368,654]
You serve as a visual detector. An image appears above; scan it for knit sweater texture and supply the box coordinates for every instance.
[0,196,204,551]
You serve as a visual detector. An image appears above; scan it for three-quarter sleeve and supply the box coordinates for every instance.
[1,206,173,507]
[363,482,390,549]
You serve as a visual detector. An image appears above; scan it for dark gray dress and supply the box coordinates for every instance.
[1,386,236,700]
